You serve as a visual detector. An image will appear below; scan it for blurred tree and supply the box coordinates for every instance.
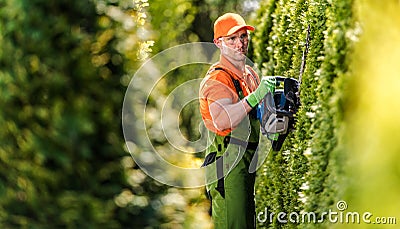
[0,0,184,227]
[342,0,400,227]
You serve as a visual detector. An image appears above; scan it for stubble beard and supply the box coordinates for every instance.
[221,43,248,64]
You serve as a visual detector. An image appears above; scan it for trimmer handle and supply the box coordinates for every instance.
[275,76,286,82]
[275,76,285,86]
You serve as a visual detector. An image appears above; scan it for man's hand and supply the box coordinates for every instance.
[246,76,276,108]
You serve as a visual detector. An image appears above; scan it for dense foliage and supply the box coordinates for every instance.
[252,0,354,228]
[252,0,400,228]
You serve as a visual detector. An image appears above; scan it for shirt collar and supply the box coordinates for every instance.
[218,54,246,79]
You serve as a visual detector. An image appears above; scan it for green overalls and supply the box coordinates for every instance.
[202,67,260,229]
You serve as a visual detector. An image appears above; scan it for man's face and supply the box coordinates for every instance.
[216,28,250,62]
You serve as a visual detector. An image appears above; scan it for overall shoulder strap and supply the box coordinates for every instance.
[214,67,244,99]
[213,67,258,120]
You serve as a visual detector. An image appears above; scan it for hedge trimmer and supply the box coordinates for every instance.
[259,25,311,151]
[299,24,311,93]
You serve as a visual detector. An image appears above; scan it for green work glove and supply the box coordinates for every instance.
[246,76,276,108]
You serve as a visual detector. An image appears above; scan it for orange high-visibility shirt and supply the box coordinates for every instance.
[199,57,259,136]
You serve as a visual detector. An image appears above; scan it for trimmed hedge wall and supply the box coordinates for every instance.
[252,0,356,228]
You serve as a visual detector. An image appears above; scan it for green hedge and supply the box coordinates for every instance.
[252,0,355,228]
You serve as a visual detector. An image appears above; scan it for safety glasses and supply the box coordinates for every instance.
[220,32,250,45]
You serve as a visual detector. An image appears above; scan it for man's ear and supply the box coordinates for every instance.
[214,38,222,49]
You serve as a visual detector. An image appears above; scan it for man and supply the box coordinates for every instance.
[199,13,276,228]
